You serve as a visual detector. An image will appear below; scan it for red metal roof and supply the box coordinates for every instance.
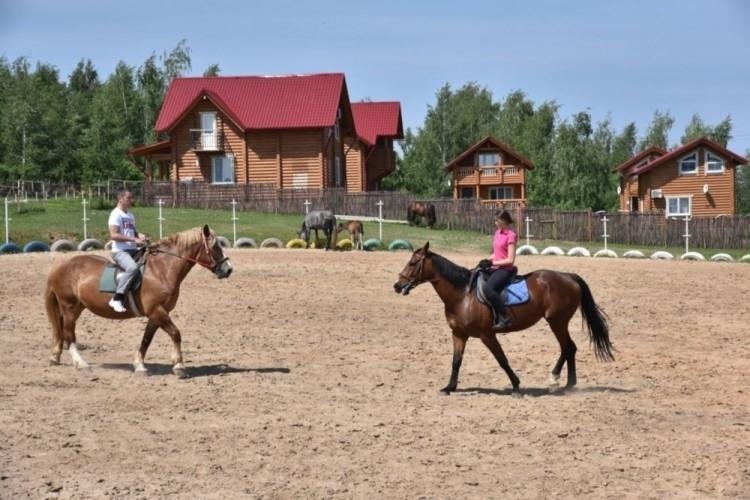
[155,73,348,132]
[351,102,404,146]
[612,146,667,173]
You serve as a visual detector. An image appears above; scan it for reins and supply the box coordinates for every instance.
[145,235,227,272]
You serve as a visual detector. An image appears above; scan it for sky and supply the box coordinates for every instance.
[1,0,749,153]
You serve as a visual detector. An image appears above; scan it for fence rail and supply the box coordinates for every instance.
[5,180,750,249]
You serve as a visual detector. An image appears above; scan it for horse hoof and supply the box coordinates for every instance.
[48,359,61,366]
[75,362,91,370]
[439,386,455,395]
[134,369,149,377]
[173,368,189,379]
[511,390,523,399]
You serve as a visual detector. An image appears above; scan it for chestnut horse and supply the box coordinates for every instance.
[393,242,613,395]
[45,225,232,378]
[336,220,364,250]
[406,201,436,228]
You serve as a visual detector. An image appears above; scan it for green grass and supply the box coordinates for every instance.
[2,198,748,260]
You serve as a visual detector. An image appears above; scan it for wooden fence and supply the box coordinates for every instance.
[137,181,750,250]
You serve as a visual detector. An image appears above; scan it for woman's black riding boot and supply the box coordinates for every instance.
[492,304,511,328]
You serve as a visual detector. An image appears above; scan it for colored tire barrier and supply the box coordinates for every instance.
[50,239,76,252]
[650,251,674,260]
[516,244,539,255]
[622,250,646,259]
[567,247,591,257]
[285,238,307,249]
[363,238,383,251]
[680,252,705,261]
[388,239,413,251]
[233,237,258,249]
[336,238,353,251]
[260,237,283,249]
[0,242,21,254]
[739,254,750,263]
[709,253,733,262]
[23,240,50,253]
[593,249,618,258]
[78,238,104,251]
[216,236,231,248]
[540,246,565,256]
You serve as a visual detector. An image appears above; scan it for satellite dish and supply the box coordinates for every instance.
[616,185,622,195]
[703,184,709,194]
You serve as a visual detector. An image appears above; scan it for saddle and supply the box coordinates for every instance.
[98,250,147,316]
[471,268,530,309]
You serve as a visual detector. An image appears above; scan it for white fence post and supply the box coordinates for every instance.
[157,198,166,239]
[601,216,610,252]
[524,216,533,247]
[683,215,691,254]
[81,197,89,240]
[231,199,239,245]
[377,199,384,241]
[4,198,10,244]
[304,199,311,214]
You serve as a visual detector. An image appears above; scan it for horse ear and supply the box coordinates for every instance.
[423,241,430,252]
[203,224,210,238]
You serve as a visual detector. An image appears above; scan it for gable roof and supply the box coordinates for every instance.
[351,101,404,146]
[443,136,534,171]
[155,73,351,132]
[612,146,667,174]
[618,136,746,177]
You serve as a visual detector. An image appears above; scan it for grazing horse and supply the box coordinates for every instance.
[336,220,364,250]
[299,210,337,250]
[406,201,437,228]
[393,242,613,395]
[45,225,232,378]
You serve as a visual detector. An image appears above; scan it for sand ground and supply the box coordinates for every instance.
[1,248,749,499]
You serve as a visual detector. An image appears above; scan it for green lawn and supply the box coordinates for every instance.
[2,197,748,260]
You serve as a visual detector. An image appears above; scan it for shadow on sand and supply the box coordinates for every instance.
[98,362,290,378]
[453,385,635,398]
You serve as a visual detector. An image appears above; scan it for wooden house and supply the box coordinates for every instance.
[443,136,533,208]
[129,74,402,192]
[614,137,746,216]
[344,102,404,192]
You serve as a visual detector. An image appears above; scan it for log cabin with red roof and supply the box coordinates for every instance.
[129,73,403,193]
[443,136,533,208]
[345,102,404,191]
[614,137,746,217]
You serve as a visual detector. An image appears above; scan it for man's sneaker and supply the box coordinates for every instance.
[108,298,126,313]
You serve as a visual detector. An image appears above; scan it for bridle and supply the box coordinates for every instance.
[398,252,427,291]
[148,234,228,272]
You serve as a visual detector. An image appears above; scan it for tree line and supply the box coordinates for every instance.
[383,83,750,212]
[0,44,748,212]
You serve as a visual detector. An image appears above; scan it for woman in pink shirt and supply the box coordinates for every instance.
[481,210,517,328]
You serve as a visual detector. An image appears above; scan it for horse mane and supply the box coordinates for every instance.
[160,227,214,254]
[429,251,471,288]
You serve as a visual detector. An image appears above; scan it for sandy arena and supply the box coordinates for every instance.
[1,248,749,498]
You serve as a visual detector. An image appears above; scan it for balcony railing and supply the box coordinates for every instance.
[480,198,525,209]
[189,129,225,151]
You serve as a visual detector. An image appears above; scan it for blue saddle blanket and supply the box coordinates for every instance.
[502,279,529,306]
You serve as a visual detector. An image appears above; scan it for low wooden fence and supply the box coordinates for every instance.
[136,181,750,250]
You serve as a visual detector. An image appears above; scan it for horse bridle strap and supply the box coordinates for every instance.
[399,253,426,289]
[148,235,227,272]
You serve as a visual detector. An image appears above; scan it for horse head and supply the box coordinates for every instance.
[200,224,233,279]
[393,242,431,295]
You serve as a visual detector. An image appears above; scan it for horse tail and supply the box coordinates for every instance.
[44,283,64,347]
[571,274,614,362]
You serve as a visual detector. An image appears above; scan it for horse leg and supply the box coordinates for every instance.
[152,308,188,378]
[480,334,521,396]
[133,319,159,375]
[45,289,64,365]
[548,318,578,389]
[441,334,467,394]
[61,304,87,369]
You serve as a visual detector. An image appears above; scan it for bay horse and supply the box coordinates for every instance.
[406,201,436,228]
[45,225,232,378]
[299,210,336,250]
[393,242,613,395]
[336,220,364,250]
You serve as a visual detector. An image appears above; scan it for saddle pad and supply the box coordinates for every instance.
[98,266,118,293]
[503,279,529,306]
[98,264,143,293]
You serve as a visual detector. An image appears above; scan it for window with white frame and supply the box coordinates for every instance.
[478,152,500,166]
[666,195,691,217]
[679,152,697,175]
[705,151,724,174]
[211,155,234,184]
[489,186,513,200]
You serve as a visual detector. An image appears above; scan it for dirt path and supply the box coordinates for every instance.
[1,249,748,498]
